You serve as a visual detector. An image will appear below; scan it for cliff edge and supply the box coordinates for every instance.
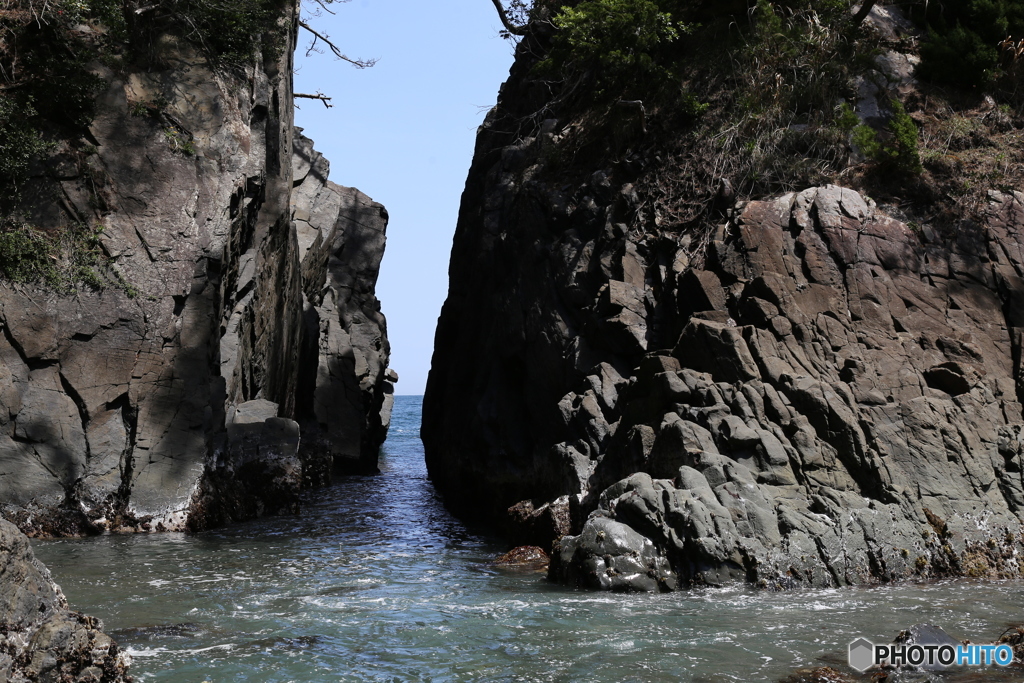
[0,0,392,535]
[424,2,1024,589]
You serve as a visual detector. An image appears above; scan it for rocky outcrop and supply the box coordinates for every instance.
[292,131,392,476]
[423,36,1024,588]
[0,7,391,535]
[0,518,131,681]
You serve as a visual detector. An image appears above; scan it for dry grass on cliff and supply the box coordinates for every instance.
[893,90,1024,226]
[528,3,879,237]
[526,3,1024,263]
[645,50,1024,249]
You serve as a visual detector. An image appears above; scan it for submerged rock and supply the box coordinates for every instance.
[493,545,550,571]
[0,518,131,681]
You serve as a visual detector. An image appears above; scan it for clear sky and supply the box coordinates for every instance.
[293,1,517,395]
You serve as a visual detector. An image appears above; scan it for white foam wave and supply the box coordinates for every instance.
[126,643,235,658]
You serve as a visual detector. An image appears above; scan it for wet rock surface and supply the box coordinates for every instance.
[549,515,676,592]
[0,21,390,534]
[422,39,1024,589]
[0,518,131,681]
[492,545,550,572]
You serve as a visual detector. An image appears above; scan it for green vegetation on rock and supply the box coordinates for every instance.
[138,0,294,63]
[542,0,687,97]
[851,99,923,175]
[0,97,55,194]
[0,220,108,293]
[908,0,1024,89]
[529,0,886,225]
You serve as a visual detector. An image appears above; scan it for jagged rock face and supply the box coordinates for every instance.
[423,66,1024,587]
[0,12,392,535]
[0,518,131,681]
[292,132,392,476]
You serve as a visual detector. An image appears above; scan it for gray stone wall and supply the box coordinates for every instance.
[423,48,1024,588]
[0,8,392,535]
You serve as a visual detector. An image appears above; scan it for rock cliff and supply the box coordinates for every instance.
[0,2,392,535]
[0,518,131,681]
[423,8,1024,589]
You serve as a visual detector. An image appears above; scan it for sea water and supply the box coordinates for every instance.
[32,396,1024,682]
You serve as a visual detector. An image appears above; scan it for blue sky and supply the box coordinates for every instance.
[293,1,518,395]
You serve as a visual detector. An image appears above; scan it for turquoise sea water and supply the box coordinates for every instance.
[32,396,1024,681]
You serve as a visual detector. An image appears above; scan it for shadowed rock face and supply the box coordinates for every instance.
[423,50,1024,588]
[0,518,131,680]
[0,10,391,535]
[292,132,392,478]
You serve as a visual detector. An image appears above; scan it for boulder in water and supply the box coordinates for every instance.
[493,546,550,572]
[0,518,131,681]
[549,516,676,592]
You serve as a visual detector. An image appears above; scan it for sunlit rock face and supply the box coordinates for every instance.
[0,12,392,536]
[423,32,1024,588]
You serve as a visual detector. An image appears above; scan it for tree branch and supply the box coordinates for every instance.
[489,0,527,36]
[312,0,337,15]
[295,92,333,108]
[851,0,877,26]
[298,21,377,68]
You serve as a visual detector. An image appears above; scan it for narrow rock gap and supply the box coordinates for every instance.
[111,393,138,518]
[58,371,91,459]
[0,322,32,368]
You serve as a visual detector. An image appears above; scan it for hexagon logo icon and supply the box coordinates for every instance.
[848,638,875,672]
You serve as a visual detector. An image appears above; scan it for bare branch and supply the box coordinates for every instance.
[312,0,336,15]
[295,91,333,108]
[489,0,527,36]
[298,20,377,68]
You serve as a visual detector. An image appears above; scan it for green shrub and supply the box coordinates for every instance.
[910,0,1024,88]
[836,102,861,132]
[171,0,290,64]
[0,96,55,190]
[542,0,689,97]
[0,221,107,292]
[852,99,922,175]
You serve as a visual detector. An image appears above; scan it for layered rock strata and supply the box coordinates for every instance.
[0,518,131,681]
[423,56,1024,588]
[0,13,391,535]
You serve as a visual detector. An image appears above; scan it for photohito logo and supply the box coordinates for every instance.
[847,638,1014,672]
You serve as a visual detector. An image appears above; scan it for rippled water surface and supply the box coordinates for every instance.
[32,396,1024,681]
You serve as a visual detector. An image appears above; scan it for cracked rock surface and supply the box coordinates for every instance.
[423,50,1024,589]
[0,17,391,535]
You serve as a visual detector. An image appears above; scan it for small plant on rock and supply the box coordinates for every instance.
[851,99,922,175]
[0,219,106,291]
[163,127,196,156]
